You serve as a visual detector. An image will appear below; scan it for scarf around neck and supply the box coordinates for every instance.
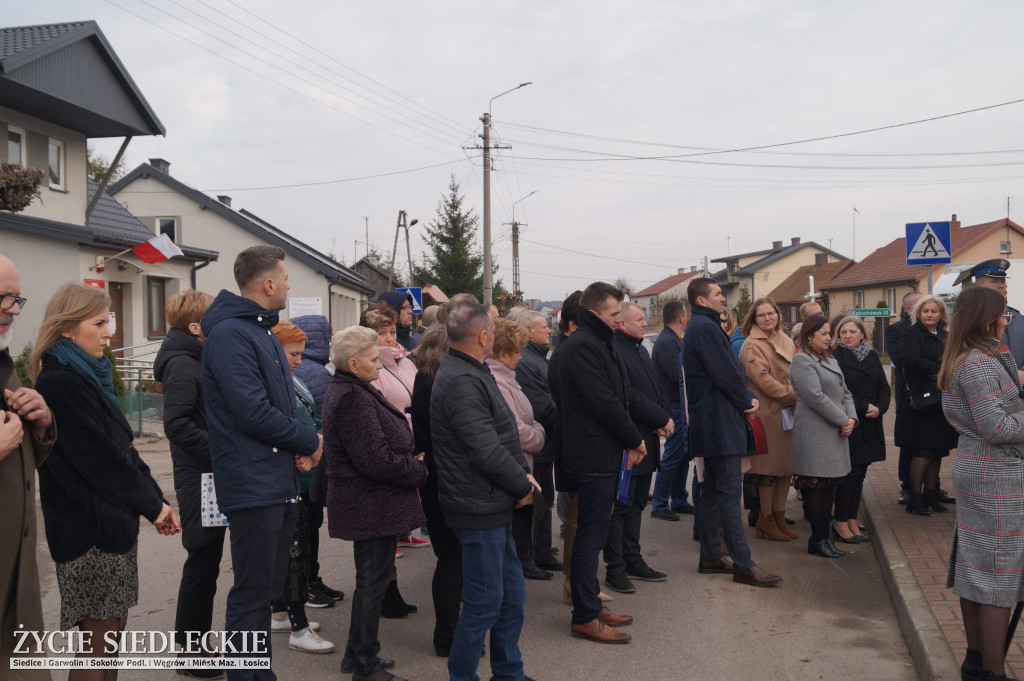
[849,339,872,362]
[47,338,118,403]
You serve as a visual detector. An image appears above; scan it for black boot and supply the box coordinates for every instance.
[808,538,842,558]
[961,649,981,681]
[906,493,932,516]
[381,579,416,619]
[925,488,949,513]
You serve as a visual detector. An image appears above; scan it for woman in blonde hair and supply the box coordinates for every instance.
[32,283,179,680]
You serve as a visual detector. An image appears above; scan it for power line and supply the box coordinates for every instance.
[519,237,680,269]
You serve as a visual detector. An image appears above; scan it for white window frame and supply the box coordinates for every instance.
[855,290,865,308]
[47,138,65,190]
[157,217,178,243]
[7,126,25,165]
[885,287,896,311]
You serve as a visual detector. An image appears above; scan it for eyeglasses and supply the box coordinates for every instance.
[756,311,777,319]
[1002,313,1013,323]
[0,294,26,312]
[400,304,412,311]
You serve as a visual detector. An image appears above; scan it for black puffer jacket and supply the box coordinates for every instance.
[430,348,532,529]
[154,328,209,529]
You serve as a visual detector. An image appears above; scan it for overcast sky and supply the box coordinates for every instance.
[10,1,1024,300]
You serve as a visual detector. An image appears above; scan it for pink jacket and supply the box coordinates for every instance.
[371,345,416,430]
[486,358,545,470]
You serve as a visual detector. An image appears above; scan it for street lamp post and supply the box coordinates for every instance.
[481,81,532,305]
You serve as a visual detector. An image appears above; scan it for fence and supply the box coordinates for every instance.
[111,340,163,437]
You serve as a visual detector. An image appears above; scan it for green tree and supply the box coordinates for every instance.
[733,284,752,321]
[413,175,485,297]
[86,146,126,185]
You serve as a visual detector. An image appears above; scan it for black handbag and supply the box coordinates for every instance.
[907,381,941,411]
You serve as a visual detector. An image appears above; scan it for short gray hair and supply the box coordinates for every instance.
[330,326,377,367]
[446,300,492,345]
[517,310,546,327]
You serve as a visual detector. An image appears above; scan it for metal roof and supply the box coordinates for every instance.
[108,163,375,295]
[0,21,165,137]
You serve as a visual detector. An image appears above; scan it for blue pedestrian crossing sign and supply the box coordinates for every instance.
[906,222,952,265]
[396,287,423,313]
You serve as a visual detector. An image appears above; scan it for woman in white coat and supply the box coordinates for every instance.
[789,316,857,559]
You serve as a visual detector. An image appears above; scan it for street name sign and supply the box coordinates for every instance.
[852,308,892,318]
[906,222,952,265]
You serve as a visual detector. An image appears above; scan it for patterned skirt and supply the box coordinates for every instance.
[55,543,139,630]
[947,450,1024,607]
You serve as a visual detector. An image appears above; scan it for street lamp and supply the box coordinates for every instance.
[482,82,532,305]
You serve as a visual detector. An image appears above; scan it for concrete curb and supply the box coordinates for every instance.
[862,477,961,681]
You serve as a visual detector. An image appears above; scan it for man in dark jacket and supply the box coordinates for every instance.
[378,290,418,352]
[650,299,692,520]
[514,310,562,572]
[202,246,322,680]
[558,281,644,644]
[885,290,922,504]
[684,277,781,588]
[605,302,673,593]
[430,299,537,681]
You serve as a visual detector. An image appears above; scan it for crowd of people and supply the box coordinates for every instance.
[2,247,1024,681]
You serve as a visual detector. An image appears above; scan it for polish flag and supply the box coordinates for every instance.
[131,234,184,264]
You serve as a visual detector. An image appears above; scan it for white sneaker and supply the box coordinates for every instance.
[288,627,335,654]
[272,617,320,633]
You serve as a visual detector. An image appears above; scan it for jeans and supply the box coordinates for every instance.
[697,456,753,572]
[604,472,653,573]
[450,525,526,681]
[224,503,298,681]
[345,535,397,676]
[651,410,690,511]
[570,474,618,624]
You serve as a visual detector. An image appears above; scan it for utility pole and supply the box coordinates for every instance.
[364,216,369,261]
[511,221,521,295]
[387,210,418,292]
[481,113,492,305]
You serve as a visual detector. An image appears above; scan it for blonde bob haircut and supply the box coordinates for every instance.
[909,294,949,327]
[165,289,214,331]
[491,317,529,356]
[30,283,109,378]
[360,303,398,332]
[331,325,378,369]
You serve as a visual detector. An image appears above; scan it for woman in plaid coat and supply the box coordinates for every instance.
[940,286,1024,681]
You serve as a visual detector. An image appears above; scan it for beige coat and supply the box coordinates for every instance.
[0,349,54,680]
[739,326,797,477]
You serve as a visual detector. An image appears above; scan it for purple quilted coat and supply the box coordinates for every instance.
[322,371,427,541]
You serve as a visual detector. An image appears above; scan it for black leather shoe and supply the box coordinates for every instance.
[831,526,861,545]
[536,557,563,571]
[604,570,636,593]
[522,566,553,580]
[650,509,680,521]
[825,538,846,557]
[697,558,734,574]
[747,508,758,528]
[670,503,695,515]
[935,488,956,504]
[808,539,841,558]
[692,527,699,541]
[925,489,950,513]
[625,562,667,582]
[341,657,395,674]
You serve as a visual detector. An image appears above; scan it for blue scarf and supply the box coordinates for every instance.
[47,338,118,403]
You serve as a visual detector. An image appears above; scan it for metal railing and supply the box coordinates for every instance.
[110,340,163,437]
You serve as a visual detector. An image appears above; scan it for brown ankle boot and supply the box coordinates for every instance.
[755,513,790,541]
[774,511,799,539]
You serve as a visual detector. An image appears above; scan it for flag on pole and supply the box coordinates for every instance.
[131,234,184,264]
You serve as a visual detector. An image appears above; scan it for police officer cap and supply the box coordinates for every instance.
[953,258,1010,286]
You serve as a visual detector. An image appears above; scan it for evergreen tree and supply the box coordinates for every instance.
[413,175,485,297]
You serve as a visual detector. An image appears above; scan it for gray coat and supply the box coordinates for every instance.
[790,352,856,479]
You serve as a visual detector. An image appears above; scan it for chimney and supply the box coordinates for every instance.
[678,268,686,274]
[772,240,783,250]
[149,158,170,174]
[218,195,232,208]
[691,266,697,272]
[951,213,961,230]
[791,237,801,246]
[815,253,828,266]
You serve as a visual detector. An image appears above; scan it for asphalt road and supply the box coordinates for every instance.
[35,442,917,681]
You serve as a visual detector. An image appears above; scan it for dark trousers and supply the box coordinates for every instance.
[834,464,869,522]
[511,505,537,570]
[898,447,911,488]
[224,503,298,681]
[271,501,310,631]
[697,456,753,572]
[604,472,653,573]
[174,524,227,649]
[301,492,323,583]
[531,460,556,563]
[570,473,618,625]
[422,477,462,651]
[345,535,397,676]
[651,410,690,510]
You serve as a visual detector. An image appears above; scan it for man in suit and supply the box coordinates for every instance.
[684,277,781,588]
[558,282,643,643]
[605,302,673,594]
[885,290,923,505]
[650,300,691,520]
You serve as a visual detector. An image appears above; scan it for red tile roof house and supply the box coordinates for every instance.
[767,258,856,332]
[821,215,1024,340]
[631,267,704,329]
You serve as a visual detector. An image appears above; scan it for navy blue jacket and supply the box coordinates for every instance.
[515,340,557,464]
[201,290,320,513]
[379,291,418,352]
[683,305,755,458]
[557,308,643,475]
[291,314,333,416]
[651,326,684,410]
[613,330,671,476]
